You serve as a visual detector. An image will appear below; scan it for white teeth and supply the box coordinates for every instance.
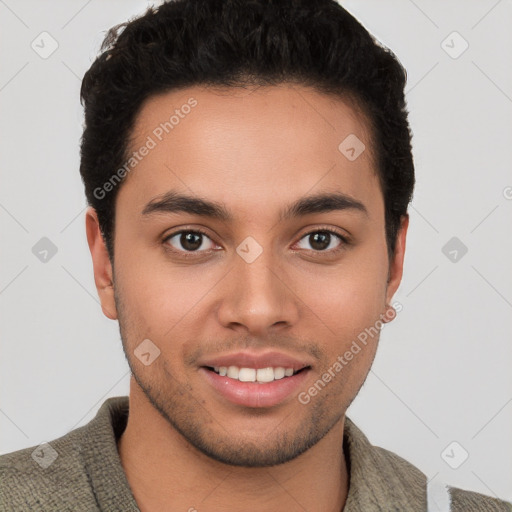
[227,366,239,379]
[273,367,285,380]
[256,367,274,383]
[239,368,256,382]
[212,365,297,383]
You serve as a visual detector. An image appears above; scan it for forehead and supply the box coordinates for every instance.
[120,84,382,221]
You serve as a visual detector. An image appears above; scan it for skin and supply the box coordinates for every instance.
[86,83,408,512]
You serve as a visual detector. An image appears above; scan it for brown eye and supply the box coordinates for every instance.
[165,230,216,252]
[180,232,203,251]
[309,232,331,250]
[296,230,346,252]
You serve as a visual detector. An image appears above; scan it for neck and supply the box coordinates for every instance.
[118,379,349,512]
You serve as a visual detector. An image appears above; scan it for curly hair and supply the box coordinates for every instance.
[80,0,414,262]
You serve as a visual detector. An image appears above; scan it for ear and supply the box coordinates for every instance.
[384,214,409,308]
[85,207,118,320]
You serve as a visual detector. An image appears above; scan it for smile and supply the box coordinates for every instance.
[208,365,302,383]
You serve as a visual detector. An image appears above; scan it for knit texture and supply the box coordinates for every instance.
[1,396,510,511]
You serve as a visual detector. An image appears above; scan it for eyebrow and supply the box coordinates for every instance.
[141,190,368,221]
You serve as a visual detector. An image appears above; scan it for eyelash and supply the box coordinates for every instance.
[162,226,350,258]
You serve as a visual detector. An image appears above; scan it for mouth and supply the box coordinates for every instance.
[198,351,313,408]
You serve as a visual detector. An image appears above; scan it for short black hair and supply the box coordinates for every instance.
[80,0,415,263]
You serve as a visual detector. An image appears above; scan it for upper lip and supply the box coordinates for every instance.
[198,350,313,372]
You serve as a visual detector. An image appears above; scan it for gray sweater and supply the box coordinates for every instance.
[1,396,510,511]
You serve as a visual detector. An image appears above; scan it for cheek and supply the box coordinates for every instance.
[293,250,387,327]
[114,248,225,343]
[288,248,388,385]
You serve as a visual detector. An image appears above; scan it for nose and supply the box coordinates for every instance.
[216,248,300,336]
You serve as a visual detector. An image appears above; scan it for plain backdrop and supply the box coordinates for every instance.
[1,0,511,502]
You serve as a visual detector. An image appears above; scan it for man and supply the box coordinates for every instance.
[1,0,510,510]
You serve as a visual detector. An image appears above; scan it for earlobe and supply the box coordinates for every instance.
[85,207,118,320]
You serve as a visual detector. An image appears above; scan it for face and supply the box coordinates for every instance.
[87,84,407,467]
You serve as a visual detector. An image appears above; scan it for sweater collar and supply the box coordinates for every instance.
[342,416,427,510]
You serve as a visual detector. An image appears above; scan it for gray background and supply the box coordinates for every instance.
[1,0,511,502]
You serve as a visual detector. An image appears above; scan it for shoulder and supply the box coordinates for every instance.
[449,486,512,512]
[343,418,511,511]
[0,424,98,512]
[371,445,512,511]
[0,397,130,512]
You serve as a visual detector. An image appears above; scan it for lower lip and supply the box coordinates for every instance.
[200,367,311,408]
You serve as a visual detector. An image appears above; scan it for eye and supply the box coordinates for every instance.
[295,229,347,252]
[164,230,218,253]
